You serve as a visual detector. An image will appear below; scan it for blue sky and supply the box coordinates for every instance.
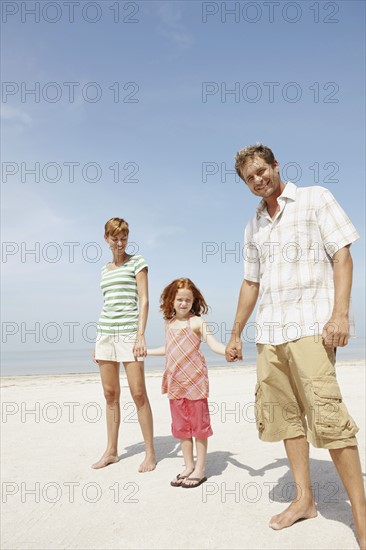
[1,0,365,360]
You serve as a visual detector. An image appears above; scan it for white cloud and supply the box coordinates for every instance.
[153,1,194,50]
[1,105,32,125]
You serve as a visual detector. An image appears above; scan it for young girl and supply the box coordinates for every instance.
[148,278,226,488]
[92,217,156,472]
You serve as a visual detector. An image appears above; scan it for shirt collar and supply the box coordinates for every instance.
[256,181,297,217]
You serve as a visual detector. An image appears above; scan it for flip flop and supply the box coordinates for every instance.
[181,476,207,489]
[170,473,190,487]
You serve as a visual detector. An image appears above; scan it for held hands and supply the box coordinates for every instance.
[225,337,243,362]
[133,334,147,358]
[322,315,350,348]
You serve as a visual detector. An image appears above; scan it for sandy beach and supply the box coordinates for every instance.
[1,363,365,550]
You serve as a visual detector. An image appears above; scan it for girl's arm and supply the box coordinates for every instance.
[146,346,166,356]
[197,318,226,355]
[134,267,149,357]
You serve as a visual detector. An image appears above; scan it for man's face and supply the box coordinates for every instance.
[240,155,281,199]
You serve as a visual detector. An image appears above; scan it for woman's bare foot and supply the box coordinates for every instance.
[269,500,317,530]
[138,451,157,473]
[91,454,119,469]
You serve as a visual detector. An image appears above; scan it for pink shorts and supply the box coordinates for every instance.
[169,398,213,439]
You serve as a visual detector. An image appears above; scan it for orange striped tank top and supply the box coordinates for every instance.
[162,317,209,400]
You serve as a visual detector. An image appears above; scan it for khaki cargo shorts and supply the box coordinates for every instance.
[255,336,359,449]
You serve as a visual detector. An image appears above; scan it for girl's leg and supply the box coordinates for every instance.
[123,361,156,472]
[171,439,195,485]
[183,438,208,487]
[92,361,120,469]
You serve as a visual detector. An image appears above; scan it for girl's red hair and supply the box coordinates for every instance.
[160,278,209,320]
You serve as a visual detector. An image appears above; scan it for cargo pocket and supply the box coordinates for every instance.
[254,383,265,433]
[312,378,343,438]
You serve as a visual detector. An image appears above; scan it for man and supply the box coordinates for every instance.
[225,144,365,549]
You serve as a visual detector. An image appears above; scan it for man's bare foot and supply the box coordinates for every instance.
[269,500,317,530]
[353,504,366,550]
[138,452,156,473]
[91,454,119,469]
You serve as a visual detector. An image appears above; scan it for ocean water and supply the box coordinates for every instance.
[1,338,365,377]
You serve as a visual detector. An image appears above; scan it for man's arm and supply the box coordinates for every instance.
[225,279,259,361]
[322,245,353,348]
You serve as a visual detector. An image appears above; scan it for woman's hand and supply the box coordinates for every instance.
[133,334,147,358]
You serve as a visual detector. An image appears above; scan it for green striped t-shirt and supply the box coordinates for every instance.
[97,255,147,336]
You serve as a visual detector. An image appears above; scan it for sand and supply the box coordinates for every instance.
[1,363,365,549]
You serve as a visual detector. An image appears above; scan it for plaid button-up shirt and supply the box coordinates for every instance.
[244,182,359,344]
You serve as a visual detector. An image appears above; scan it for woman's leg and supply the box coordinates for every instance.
[91,361,120,469]
[123,361,156,472]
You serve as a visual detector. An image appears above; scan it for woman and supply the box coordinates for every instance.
[92,217,156,472]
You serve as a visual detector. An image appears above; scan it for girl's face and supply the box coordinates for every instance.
[174,288,194,317]
[105,232,128,256]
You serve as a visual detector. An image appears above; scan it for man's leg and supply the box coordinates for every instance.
[255,343,314,527]
[329,446,366,550]
[269,435,317,529]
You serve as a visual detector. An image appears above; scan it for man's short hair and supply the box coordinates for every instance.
[235,143,276,181]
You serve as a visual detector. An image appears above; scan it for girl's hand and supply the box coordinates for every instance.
[133,334,147,358]
[225,338,242,362]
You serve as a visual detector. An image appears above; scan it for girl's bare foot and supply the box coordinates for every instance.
[269,500,317,530]
[91,454,119,469]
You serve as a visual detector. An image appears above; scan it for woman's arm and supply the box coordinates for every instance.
[134,267,149,357]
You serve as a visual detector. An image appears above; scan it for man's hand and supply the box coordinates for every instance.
[322,315,350,348]
[225,338,243,362]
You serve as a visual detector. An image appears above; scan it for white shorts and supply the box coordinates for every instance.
[95,332,143,363]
